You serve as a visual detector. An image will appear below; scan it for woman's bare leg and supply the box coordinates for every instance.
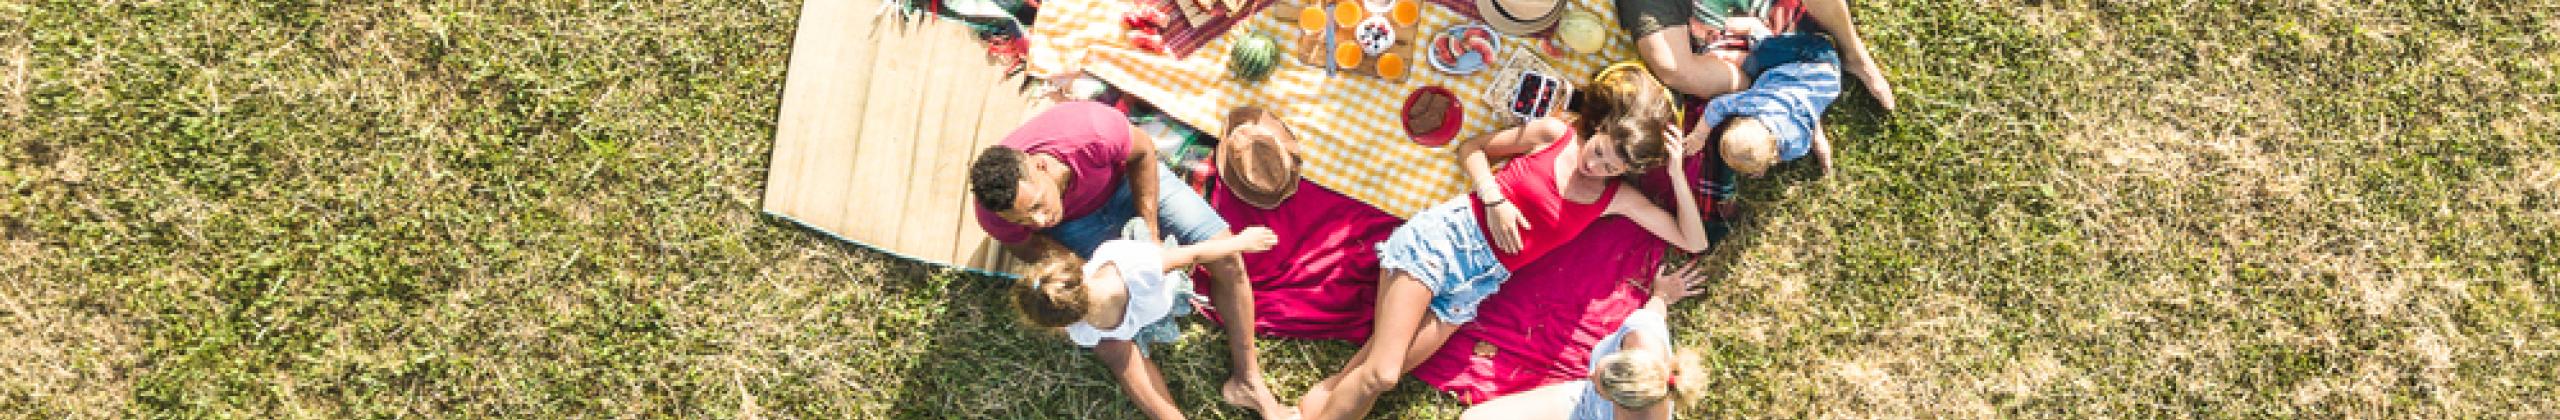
[1297,286,1463,417]
[1634,29,1748,99]
[1295,278,1401,417]
[1306,271,1439,419]
[1797,0,1895,110]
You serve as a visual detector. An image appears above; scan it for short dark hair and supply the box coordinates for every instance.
[970,147,1026,212]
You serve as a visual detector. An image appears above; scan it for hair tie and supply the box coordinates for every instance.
[1666,373,1677,388]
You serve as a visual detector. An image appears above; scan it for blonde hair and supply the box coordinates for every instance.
[1716,117,1777,176]
[1592,347,1708,410]
[1011,259,1093,328]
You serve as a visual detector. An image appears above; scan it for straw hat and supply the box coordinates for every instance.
[1475,0,1567,36]
[1218,106,1302,210]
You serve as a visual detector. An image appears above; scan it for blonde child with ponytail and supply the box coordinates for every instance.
[1459,262,1714,420]
[1011,225,1298,420]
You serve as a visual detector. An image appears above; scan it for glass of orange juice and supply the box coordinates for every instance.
[1334,42,1365,68]
[1298,5,1327,32]
[1389,0,1419,27]
[1376,53,1406,79]
[1333,0,1364,30]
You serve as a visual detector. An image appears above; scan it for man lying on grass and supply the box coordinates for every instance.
[967,101,1292,419]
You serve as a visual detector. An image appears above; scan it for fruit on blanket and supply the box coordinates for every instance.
[1376,53,1406,79]
[1431,35,1456,64]
[1123,8,1171,29]
[1464,35,1495,61]
[1555,11,1605,52]
[1334,41,1363,68]
[1131,32,1165,52]
[1230,32,1283,82]
[1462,26,1492,42]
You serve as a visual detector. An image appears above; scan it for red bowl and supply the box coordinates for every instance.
[1402,86,1463,147]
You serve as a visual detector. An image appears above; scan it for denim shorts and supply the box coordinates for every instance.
[1741,32,1839,79]
[1045,163,1233,258]
[1376,198,1513,325]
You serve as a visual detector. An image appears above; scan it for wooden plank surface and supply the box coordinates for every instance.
[762,0,1043,275]
[844,21,932,248]
[894,37,976,258]
[955,89,1045,270]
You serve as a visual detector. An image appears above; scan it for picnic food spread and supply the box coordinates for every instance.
[1426,24,1499,74]
[1280,0,1420,81]
[1027,0,1633,218]
[1401,86,1461,145]
[986,0,1891,413]
[1229,32,1284,81]
[1354,17,1395,54]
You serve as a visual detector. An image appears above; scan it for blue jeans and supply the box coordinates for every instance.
[1742,32,1839,79]
[1043,164,1232,258]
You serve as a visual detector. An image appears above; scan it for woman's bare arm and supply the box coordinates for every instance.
[1609,137,1710,253]
[1451,118,1572,253]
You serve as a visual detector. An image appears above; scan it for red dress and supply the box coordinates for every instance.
[1470,132,1623,269]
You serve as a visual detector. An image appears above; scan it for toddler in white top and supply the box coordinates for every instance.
[1013,226,1293,419]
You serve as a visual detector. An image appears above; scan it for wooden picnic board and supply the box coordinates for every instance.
[761,0,1046,276]
[1278,0,1422,81]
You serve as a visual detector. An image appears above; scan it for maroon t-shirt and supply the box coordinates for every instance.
[974,102,1135,243]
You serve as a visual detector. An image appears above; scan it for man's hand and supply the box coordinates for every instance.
[1484,201,1530,254]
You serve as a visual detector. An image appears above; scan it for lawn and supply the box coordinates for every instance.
[4,0,2556,417]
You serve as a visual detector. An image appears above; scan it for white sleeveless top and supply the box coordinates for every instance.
[1064,240,1175,348]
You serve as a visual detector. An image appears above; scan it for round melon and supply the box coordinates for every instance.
[1230,33,1282,83]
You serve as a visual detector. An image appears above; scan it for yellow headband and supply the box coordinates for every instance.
[1590,61,1684,125]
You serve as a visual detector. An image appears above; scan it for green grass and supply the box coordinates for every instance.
[4,0,2556,417]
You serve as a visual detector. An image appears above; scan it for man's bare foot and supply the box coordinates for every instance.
[1224,378,1298,420]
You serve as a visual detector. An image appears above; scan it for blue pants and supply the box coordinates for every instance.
[1741,32,1839,79]
[1043,164,1232,258]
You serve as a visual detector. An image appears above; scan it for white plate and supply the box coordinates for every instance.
[1424,23,1499,75]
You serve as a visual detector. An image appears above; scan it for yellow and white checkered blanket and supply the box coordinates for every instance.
[1028,0,1640,218]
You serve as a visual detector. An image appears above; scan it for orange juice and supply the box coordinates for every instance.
[1334,42,1364,68]
[1389,0,1419,27]
[1298,5,1326,32]
[1376,53,1406,79]
[1333,1,1364,30]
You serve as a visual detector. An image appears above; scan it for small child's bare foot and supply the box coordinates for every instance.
[1224,378,1297,420]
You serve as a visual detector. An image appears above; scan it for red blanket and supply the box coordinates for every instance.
[1203,158,1707,403]
[1204,179,1399,340]
[1408,216,1662,403]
